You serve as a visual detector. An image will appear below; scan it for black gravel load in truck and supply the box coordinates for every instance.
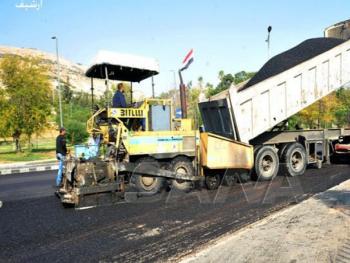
[242,37,345,90]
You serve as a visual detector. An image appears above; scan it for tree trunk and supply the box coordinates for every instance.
[27,135,32,152]
[13,131,22,153]
[14,137,21,152]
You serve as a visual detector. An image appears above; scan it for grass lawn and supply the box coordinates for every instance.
[0,137,57,163]
[0,150,56,163]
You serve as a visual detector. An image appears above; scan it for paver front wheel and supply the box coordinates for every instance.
[133,157,165,195]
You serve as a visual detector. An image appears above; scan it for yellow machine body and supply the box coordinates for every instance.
[87,99,199,159]
[125,131,197,157]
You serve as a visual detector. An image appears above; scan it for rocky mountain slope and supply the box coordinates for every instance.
[0,45,106,95]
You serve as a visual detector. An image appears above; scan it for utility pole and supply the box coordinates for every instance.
[151,76,155,98]
[170,70,177,89]
[51,36,63,128]
[266,26,272,60]
[169,70,178,109]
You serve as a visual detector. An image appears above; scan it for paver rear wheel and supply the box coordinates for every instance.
[170,157,194,192]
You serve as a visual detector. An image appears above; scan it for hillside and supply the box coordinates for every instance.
[0,45,106,95]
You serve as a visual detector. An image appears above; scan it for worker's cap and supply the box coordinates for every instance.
[59,127,66,133]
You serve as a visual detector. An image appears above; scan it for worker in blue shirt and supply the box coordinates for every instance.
[112,83,127,108]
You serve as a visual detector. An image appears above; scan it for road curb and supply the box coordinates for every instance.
[0,161,58,175]
[180,179,350,263]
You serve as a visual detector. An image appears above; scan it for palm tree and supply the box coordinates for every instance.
[218,70,225,81]
[198,76,203,89]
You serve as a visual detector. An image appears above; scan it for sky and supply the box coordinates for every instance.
[1,0,350,97]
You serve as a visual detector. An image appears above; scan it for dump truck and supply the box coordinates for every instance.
[58,36,350,208]
[199,37,350,181]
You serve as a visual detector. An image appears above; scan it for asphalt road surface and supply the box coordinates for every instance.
[1,164,350,262]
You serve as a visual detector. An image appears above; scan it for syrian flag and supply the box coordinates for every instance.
[180,49,194,71]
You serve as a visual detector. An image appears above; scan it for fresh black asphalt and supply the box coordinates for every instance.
[1,164,350,262]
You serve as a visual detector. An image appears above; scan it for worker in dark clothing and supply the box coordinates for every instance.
[112,83,127,108]
[56,127,67,187]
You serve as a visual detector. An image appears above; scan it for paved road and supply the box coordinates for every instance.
[1,164,350,262]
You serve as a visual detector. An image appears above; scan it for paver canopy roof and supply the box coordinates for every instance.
[85,50,159,82]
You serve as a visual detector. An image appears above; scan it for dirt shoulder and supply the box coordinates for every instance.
[181,179,350,263]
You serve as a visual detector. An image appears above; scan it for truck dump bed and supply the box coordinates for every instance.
[200,38,350,143]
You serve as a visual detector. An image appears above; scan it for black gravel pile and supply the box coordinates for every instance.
[242,37,346,91]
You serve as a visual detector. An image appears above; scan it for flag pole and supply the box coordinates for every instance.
[178,49,193,119]
[178,70,187,119]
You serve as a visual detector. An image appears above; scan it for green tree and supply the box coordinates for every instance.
[55,86,92,145]
[208,70,256,96]
[99,82,133,107]
[215,73,235,94]
[334,88,350,127]
[188,86,201,126]
[0,55,52,151]
[198,76,204,89]
[295,92,341,129]
[205,82,214,97]
[0,89,11,141]
[232,71,256,85]
[65,120,89,145]
[61,83,74,103]
[218,70,225,81]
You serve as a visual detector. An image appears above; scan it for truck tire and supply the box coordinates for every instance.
[222,173,236,187]
[222,169,249,186]
[170,157,194,192]
[205,173,221,190]
[280,143,307,177]
[133,157,165,195]
[253,146,279,181]
[236,170,250,183]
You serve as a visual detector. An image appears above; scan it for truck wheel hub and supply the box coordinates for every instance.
[141,176,155,187]
[291,151,303,171]
[262,155,273,172]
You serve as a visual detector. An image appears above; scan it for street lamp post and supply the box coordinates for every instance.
[169,70,177,89]
[51,36,63,128]
[151,76,155,98]
[266,26,272,60]
[169,69,178,111]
